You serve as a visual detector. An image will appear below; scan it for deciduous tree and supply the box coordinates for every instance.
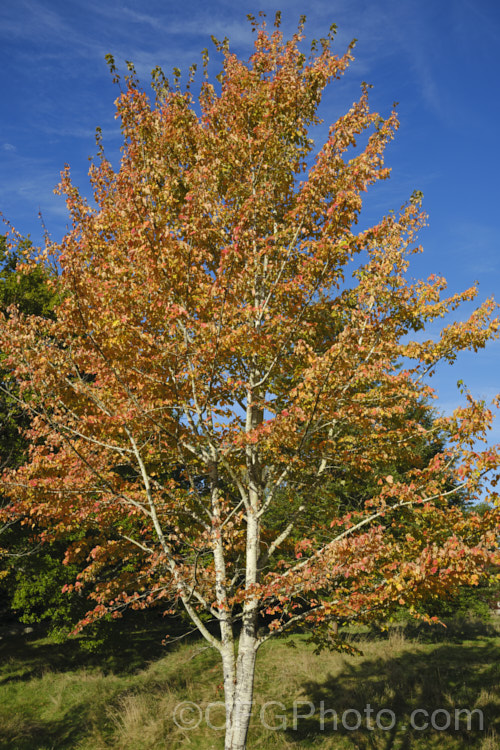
[1,15,499,749]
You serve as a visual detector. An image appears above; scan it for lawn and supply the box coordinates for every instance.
[0,615,498,749]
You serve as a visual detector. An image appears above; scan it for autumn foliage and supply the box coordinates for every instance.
[1,14,499,749]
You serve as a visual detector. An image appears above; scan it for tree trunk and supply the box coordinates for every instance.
[223,386,262,749]
[223,631,258,750]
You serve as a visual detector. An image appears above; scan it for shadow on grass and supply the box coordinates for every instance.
[362,616,500,644]
[0,608,208,684]
[284,638,500,749]
[0,611,222,749]
[0,711,96,750]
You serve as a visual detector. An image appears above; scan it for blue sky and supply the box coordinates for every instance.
[1,0,499,446]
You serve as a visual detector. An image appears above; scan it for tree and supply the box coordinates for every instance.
[0,235,56,471]
[0,236,86,636]
[1,15,499,749]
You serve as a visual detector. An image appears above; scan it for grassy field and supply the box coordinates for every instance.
[0,615,498,749]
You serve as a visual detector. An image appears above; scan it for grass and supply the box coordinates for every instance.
[0,614,498,749]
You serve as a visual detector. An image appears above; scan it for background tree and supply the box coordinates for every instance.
[0,235,87,638]
[1,15,499,750]
[0,234,56,470]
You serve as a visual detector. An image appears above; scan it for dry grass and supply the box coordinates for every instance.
[480,730,499,750]
[0,619,498,749]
